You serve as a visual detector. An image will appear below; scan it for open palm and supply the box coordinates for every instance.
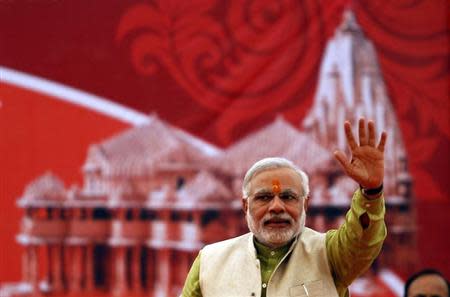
[334,119,387,189]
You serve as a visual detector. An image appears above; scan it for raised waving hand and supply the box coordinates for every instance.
[333,118,387,190]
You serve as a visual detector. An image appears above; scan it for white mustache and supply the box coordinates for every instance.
[262,213,293,225]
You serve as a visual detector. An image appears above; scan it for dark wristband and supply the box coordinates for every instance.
[361,184,383,196]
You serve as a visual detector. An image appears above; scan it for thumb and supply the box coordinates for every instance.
[334,151,351,173]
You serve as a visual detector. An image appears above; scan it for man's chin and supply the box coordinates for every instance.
[262,225,295,235]
[259,229,297,247]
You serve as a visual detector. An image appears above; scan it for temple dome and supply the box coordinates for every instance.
[18,172,66,207]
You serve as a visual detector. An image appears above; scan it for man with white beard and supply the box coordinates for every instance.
[182,118,387,297]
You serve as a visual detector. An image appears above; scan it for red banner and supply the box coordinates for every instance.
[0,0,448,295]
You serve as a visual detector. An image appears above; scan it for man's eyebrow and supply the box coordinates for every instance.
[279,188,300,195]
[253,188,299,195]
[253,189,273,195]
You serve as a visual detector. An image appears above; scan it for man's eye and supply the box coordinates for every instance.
[255,194,273,201]
[280,193,297,201]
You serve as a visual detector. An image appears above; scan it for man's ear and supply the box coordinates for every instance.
[242,198,248,214]
[304,196,310,212]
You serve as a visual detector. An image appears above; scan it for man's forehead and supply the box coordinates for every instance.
[272,179,281,194]
[250,181,302,195]
[409,274,449,296]
[247,167,303,195]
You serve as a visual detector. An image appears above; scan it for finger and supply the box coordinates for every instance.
[368,120,376,146]
[377,131,387,152]
[334,151,351,173]
[344,121,358,150]
[359,118,367,146]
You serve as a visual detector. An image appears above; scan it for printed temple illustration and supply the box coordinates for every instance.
[1,10,416,297]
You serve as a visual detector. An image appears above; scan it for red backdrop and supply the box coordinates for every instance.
[0,0,448,283]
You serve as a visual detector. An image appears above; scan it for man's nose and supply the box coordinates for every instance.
[268,195,286,213]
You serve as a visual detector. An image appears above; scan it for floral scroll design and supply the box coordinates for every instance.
[116,0,325,143]
[356,0,449,200]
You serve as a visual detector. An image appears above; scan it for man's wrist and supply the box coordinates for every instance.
[361,184,383,199]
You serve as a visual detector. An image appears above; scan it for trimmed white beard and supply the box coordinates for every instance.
[246,207,306,248]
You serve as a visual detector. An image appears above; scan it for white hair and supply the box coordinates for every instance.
[242,157,310,199]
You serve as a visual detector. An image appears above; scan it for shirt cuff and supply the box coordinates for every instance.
[352,189,385,222]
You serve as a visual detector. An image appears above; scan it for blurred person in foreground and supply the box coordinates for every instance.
[182,118,387,297]
[404,268,449,297]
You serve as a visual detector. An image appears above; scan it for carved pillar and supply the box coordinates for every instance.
[69,208,83,292]
[69,245,83,292]
[50,207,64,291]
[83,208,95,291]
[50,244,64,292]
[24,245,39,292]
[61,245,67,290]
[22,209,35,288]
[113,208,128,295]
[85,244,94,291]
[63,245,72,292]
[114,247,128,296]
[157,248,170,297]
[131,245,142,293]
[146,247,154,292]
[45,244,52,289]
[177,251,189,291]
[21,246,29,284]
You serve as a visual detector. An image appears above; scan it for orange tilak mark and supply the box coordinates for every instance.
[272,180,281,194]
